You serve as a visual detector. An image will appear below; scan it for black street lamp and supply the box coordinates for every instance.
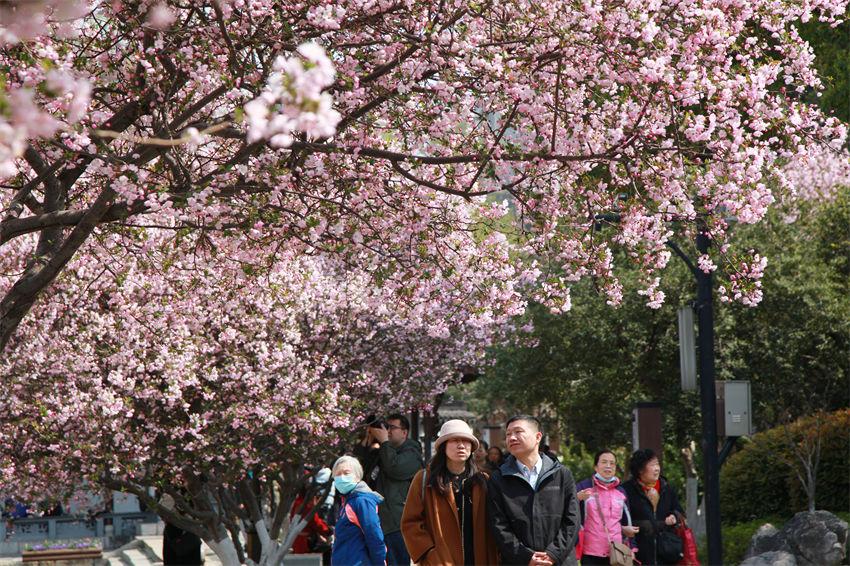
[667,230,723,566]
[595,213,723,564]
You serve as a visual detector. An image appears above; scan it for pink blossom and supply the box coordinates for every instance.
[146,3,176,30]
[0,122,27,179]
[0,0,89,44]
[246,43,340,146]
[698,254,718,274]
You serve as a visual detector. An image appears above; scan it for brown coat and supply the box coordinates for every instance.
[401,469,500,565]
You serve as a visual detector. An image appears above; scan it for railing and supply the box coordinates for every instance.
[1,512,159,542]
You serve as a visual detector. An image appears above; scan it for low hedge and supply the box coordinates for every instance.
[720,409,849,524]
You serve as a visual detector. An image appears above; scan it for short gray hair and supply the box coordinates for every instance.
[332,455,364,481]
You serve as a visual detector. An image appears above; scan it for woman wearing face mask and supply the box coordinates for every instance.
[401,420,499,565]
[575,450,637,564]
[330,455,387,566]
[623,449,685,565]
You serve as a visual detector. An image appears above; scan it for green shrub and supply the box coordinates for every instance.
[721,409,850,524]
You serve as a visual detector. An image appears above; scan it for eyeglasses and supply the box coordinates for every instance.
[385,424,404,431]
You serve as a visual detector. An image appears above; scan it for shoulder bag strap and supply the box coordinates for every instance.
[591,488,614,544]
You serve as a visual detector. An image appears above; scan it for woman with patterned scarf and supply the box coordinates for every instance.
[622,449,686,565]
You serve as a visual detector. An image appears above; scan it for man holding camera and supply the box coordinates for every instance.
[357,413,423,566]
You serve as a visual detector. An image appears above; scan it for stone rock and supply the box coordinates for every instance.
[740,550,798,566]
[781,511,848,566]
[746,523,787,559]
[745,511,848,566]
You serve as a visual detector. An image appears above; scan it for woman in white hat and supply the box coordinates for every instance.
[401,419,499,565]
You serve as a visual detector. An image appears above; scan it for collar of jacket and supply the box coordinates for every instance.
[499,453,560,485]
[592,475,621,490]
[342,481,384,503]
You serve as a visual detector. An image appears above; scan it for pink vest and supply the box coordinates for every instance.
[583,478,629,558]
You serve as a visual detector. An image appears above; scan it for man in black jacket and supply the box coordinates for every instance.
[487,415,580,566]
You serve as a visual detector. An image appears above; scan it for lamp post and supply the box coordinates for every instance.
[595,213,723,563]
[667,230,722,565]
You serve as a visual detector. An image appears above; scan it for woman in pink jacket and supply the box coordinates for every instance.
[575,450,638,565]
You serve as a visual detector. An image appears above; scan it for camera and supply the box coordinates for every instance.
[364,414,386,429]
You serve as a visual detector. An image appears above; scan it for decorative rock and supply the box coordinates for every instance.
[745,511,848,566]
[782,511,847,566]
[740,550,797,566]
[746,523,786,559]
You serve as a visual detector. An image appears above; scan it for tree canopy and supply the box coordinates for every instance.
[471,188,850,450]
[1,0,849,352]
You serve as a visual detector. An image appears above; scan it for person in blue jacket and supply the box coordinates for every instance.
[331,455,387,566]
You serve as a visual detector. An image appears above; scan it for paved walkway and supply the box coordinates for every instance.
[0,536,223,565]
[107,535,223,565]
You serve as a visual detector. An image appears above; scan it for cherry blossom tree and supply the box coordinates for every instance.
[2,0,849,352]
[2,1,850,563]
[0,222,520,564]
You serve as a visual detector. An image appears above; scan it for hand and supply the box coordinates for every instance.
[622,525,640,537]
[529,551,554,565]
[360,429,373,446]
[576,488,592,502]
[665,514,677,526]
[371,426,389,444]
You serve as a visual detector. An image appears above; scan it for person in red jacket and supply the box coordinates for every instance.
[290,490,332,554]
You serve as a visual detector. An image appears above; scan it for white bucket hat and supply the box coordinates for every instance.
[434,419,480,452]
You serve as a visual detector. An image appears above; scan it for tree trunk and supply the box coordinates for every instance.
[807,466,816,512]
[207,536,242,566]
[254,517,308,566]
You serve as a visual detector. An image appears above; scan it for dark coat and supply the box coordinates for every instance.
[622,477,684,565]
[162,523,202,565]
[353,442,382,488]
[486,454,580,566]
[376,438,424,534]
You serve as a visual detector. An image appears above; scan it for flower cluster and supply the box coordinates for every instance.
[0,223,520,543]
[245,43,341,147]
[0,73,90,179]
[0,1,89,45]
[25,539,99,552]
[719,252,769,307]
